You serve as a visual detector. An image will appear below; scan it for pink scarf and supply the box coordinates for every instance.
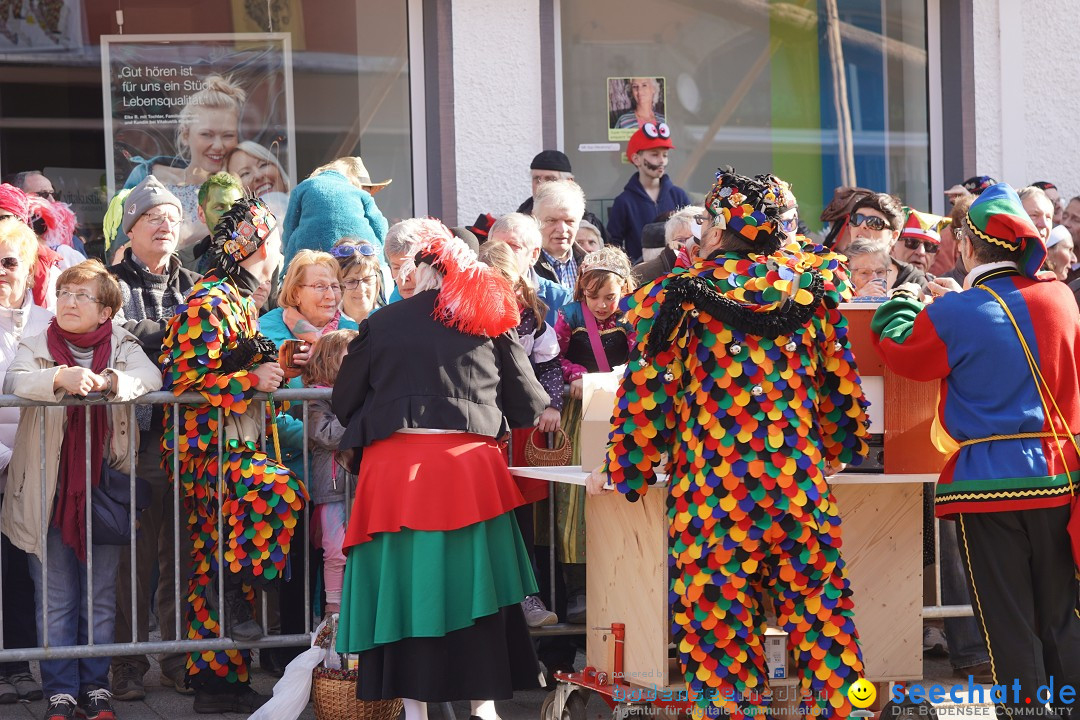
[282,307,340,343]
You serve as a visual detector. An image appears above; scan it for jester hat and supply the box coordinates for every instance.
[211,197,278,269]
[965,183,1044,279]
[705,168,785,245]
[899,207,943,245]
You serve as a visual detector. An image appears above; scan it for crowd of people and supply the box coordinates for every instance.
[0,117,1077,720]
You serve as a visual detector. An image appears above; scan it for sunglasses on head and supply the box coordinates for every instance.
[330,243,377,259]
[849,212,890,232]
[901,237,940,253]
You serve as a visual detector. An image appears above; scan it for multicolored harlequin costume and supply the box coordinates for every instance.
[601,171,870,719]
[873,184,1080,720]
[160,199,306,692]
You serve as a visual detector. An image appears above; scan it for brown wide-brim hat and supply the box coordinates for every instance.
[354,157,392,195]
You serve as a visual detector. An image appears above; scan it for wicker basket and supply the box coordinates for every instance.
[311,615,403,720]
[312,667,403,720]
[524,428,573,467]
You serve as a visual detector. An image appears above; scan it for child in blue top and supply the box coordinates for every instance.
[606,123,691,263]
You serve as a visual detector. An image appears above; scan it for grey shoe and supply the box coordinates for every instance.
[0,675,16,704]
[521,596,558,627]
[566,594,586,625]
[110,663,146,701]
[204,578,264,642]
[8,670,42,701]
[160,666,196,696]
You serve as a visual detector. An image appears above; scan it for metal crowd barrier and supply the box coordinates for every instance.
[0,387,328,662]
[0,385,971,666]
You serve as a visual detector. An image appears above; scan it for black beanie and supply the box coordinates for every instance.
[530,150,572,173]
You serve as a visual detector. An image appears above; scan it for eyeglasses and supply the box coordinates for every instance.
[849,213,890,232]
[35,190,60,201]
[331,243,377,259]
[141,212,182,228]
[57,289,101,306]
[300,283,342,295]
[780,217,799,233]
[0,256,20,271]
[0,213,16,224]
[901,237,940,254]
[692,214,711,227]
[343,276,378,291]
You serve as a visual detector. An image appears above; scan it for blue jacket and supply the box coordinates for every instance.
[606,174,691,262]
[535,273,571,327]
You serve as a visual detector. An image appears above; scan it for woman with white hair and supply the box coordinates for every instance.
[615,77,666,130]
[333,220,548,720]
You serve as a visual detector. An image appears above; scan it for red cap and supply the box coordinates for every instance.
[626,122,675,163]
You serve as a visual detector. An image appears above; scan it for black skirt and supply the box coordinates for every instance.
[356,604,543,702]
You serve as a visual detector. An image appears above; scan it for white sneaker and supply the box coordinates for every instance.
[521,596,558,627]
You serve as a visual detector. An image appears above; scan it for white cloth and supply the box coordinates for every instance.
[0,294,54,493]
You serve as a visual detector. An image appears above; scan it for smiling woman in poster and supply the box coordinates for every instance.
[615,77,666,131]
[225,141,291,198]
[122,75,245,245]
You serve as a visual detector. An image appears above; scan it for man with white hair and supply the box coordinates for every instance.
[532,180,588,292]
[634,206,704,285]
[516,151,608,244]
[488,212,570,325]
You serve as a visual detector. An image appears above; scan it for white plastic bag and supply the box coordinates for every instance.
[248,617,333,720]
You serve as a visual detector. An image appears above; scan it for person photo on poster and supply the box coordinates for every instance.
[102,33,295,249]
[608,76,666,141]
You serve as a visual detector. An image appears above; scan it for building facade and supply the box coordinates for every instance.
[0,0,1072,251]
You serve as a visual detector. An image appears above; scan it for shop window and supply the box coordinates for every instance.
[560,0,929,231]
[0,0,413,257]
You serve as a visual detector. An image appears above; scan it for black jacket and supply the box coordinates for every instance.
[108,249,201,354]
[632,248,678,286]
[332,290,549,457]
[534,244,587,287]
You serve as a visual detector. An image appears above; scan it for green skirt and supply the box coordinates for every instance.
[534,395,587,563]
[337,511,538,654]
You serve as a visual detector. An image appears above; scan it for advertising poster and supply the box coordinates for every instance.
[608,76,667,142]
[0,0,85,51]
[101,33,295,247]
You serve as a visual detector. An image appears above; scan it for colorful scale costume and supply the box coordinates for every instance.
[603,244,870,718]
[161,268,306,689]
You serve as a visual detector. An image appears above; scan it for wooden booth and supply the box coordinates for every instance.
[511,303,945,693]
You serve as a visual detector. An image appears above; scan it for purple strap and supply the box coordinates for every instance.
[583,309,611,373]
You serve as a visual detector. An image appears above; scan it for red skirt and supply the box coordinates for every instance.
[343,432,528,550]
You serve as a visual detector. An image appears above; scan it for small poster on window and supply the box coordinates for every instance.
[608,76,667,142]
[0,0,85,52]
[101,33,295,247]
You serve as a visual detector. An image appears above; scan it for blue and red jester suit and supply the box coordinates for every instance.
[601,172,870,720]
[871,182,1080,720]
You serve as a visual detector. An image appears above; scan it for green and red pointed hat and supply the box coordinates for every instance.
[965,183,1045,279]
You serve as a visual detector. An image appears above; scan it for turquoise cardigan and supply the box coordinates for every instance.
[259,308,358,481]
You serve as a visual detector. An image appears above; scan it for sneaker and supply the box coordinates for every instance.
[0,675,16,704]
[193,684,269,714]
[159,667,195,696]
[78,688,117,720]
[522,596,559,627]
[44,693,79,720]
[9,670,43,701]
[110,663,145,701]
[923,626,949,657]
[566,594,586,625]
